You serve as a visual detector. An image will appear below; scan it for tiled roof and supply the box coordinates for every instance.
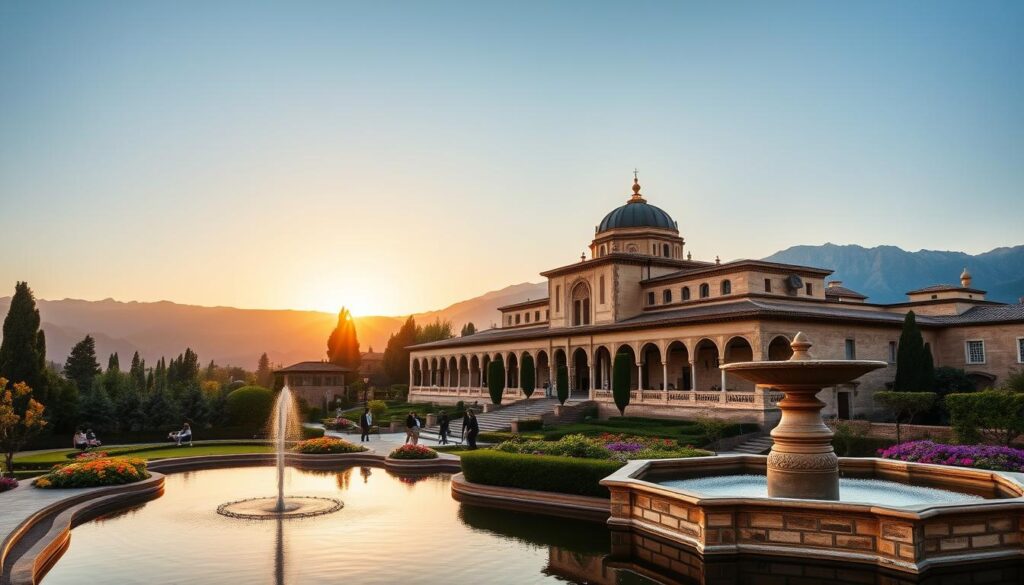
[641,259,832,285]
[497,297,549,311]
[274,361,353,374]
[407,298,1024,351]
[906,284,986,295]
[824,285,868,300]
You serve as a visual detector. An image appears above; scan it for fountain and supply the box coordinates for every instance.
[601,333,1024,573]
[217,385,343,519]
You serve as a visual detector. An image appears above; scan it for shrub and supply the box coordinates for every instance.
[33,457,149,489]
[461,450,624,497]
[878,441,1024,473]
[389,444,438,460]
[0,477,17,492]
[515,418,544,432]
[301,426,325,440]
[495,434,611,459]
[390,384,409,401]
[874,391,936,444]
[225,386,274,430]
[946,391,1024,445]
[368,400,388,422]
[292,437,365,454]
[322,418,357,431]
[556,365,569,405]
[1001,368,1024,393]
[521,353,536,398]
[487,360,505,406]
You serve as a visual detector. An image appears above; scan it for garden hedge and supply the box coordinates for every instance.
[460,450,624,498]
[225,386,274,430]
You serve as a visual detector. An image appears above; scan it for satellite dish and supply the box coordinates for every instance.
[786,274,804,292]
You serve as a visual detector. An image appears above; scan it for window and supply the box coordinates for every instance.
[764,278,772,293]
[515,314,521,325]
[663,244,670,257]
[555,286,561,312]
[965,340,986,364]
[572,282,591,326]
[525,312,530,323]
[663,289,672,303]
[599,245,606,257]
[652,244,657,254]
[599,275,606,304]
[721,280,732,295]
[888,341,897,363]
[681,286,690,301]
[647,291,656,306]
[699,283,710,298]
[805,282,814,295]
[1018,337,1024,363]
[535,310,540,321]
[507,316,512,326]
[545,309,549,319]
[844,339,856,360]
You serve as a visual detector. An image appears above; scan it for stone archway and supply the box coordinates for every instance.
[469,355,481,387]
[693,339,720,391]
[666,341,690,390]
[640,343,663,390]
[594,346,613,390]
[723,336,755,392]
[768,335,794,361]
[506,353,520,388]
[572,347,590,394]
[615,344,638,390]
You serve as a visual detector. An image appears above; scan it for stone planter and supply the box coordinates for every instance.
[389,421,403,433]
[426,414,437,427]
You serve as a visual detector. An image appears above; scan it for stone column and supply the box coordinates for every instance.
[690,360,698,391]
[636,363,643,391]
[588,364,595,400]
[662,362,668,392]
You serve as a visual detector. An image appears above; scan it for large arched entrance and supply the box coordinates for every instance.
[768,335,794,360]
[536,350,551,394]
[665,341,690,390]
[481,355,492,386]
[723,336,755,391]
[640,343,663,390]
[430,358,439,386]
[447,357,457,387]
[693,339,720,391]
[506,353,520,389]
[572,348,590,394]
[412,359,421,386]
[593,346,612,390]
[615,344,639,390]
[469,355,481,387]
[458,356,469,388]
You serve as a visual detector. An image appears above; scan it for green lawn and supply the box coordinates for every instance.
[479,416,756,447]
[12,442,274,470]
[337,401,465,423]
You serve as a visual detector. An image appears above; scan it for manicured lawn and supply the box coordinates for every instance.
[480,416,756,448]
[337,401,465,423]
[13,442,274,470]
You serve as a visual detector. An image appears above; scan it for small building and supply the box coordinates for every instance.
[360,349,387,385]
[274,361,353,409]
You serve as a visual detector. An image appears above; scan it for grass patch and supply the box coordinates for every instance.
[481,417,754,448]
[13,442,273,470]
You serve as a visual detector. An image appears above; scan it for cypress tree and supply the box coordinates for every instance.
[520,353,536,398]
[487,360,505,405]
[612,352,633,415]
[894,311,927,392]
[0,282,48,399]
[129,352,146,391]
[256,353,273,387]
[65,335,101,394]
[922,342,936,392]
[383,316,418,384]
[327,307,362,372]
[461,322,477,337]
[556,365,569,405]
[107,352,120,373]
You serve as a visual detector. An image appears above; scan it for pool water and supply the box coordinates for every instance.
[42,466,643,585]
[658,474,983,507]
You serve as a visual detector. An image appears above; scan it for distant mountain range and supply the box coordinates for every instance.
[1,244,1020,367]
[763,244,1024,304]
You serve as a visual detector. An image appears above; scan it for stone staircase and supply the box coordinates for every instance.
[419,397,580,444]
[732,434,774,455]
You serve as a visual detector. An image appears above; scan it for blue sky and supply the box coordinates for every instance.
[0,1,1021,315]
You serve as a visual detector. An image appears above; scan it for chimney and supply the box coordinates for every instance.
[828,281,843,289]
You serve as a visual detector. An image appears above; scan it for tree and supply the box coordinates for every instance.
[0,378,47,477]
[461,322,477,337]
[107,352,120,373]
[383,317,418,384]
[416,319,453,344]
[874,391,936,444]
[178,382,209,426]
[893,312,934,392]
[65,335,101,394]
[556,365,569,405]
[129,352,146,392]
[487,360,505,406]
[79,380,116,433]
[0,282,48,402]
[1001,368,1024,394]
[520,354,536,398]
[612,352,632,415]
[327,307,361,371]
[256,353,273,387]
[145,385,178,430]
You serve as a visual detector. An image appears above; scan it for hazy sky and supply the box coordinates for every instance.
[1,1,1021,316]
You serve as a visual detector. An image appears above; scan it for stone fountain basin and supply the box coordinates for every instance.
[720,360,888,387]
[600,455,1024,574]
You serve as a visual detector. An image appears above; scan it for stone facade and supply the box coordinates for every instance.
[408,178,1024,423]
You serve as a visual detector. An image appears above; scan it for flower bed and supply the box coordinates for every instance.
[494,433,710,462]
[321,417,358,432]
[73,451,109,460]
[33,457,149,489]
[292,437,366,454]
[389,444,438,460]
[0,477,18,492]
[878,441,1024,473]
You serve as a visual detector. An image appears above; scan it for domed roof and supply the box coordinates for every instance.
[597,177,677,233]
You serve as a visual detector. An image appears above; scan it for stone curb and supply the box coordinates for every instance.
[450,473,609,522]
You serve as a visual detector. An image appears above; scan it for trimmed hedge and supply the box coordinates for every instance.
[460,450,624,498]
[225,386,274,430]
[515,418,544,432]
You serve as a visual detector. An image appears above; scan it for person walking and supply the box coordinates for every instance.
[465,410,480,450]
[437,411,450,445]
[461,409,472,442]
[359,407,372,442]
[410,411,422,445]
[405,411,417,444]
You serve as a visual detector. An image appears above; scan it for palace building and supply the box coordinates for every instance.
[408,177,1024,423]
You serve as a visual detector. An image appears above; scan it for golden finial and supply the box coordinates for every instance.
[629,169,646,203]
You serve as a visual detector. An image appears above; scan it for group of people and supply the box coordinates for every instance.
[398,408,479,449]
[72,429,102,451]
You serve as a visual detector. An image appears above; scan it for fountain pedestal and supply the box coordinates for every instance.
[722,333,885,500]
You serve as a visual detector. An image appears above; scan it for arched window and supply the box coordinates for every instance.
[721,280,732,295]
[599,244,606,257]
[663,244,670,257]
[515,314,521,325]
[699,283,710,298]
[663,289,672,303]
[599,275,606,304]
[647,291,656,305]
[571,281,592,326]
[681,286,691,301]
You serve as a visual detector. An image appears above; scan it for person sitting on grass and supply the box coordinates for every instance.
[73,429,88,451]
[86,428,102,448]
[168,422,192,446]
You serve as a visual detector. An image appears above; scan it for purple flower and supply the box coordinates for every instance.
[878,441,1024,473]
[605,442,644,453]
